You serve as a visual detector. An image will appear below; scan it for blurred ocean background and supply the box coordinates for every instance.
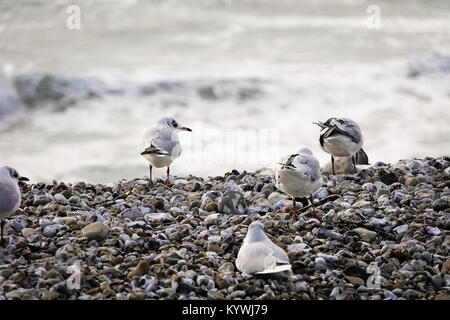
[0,0,449,183]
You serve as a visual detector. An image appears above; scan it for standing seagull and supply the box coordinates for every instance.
[236,221,291,275]
[276,148,322,221]
[314,117,363,175]
[0,166,29,246]
[138,117,192,186]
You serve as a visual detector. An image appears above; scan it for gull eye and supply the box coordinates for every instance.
[171,120,178,128]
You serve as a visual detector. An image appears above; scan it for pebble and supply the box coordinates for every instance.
[261,184,275,198]
[435,292,450,300]
[427,227,441,236]
[33,194,52,206]
[81,222,109,241]
[353,228,377,241]
[204,213,220,225]
[0,156,446,301]
[345,276,365,286]
[294,281,309,293]
[394,224,408,236]
[205,202,219,212]
[380,172,398,185]
[121,208,146,221]
[287,243,311,254]
[42,224,65,237]
[441,258,450,274]
[268,192,287,205]
[54,193,68,205]
[10,219,27,232]
[144,212,174,223]
[431,275,443,289]
[218,191,247,214]
[369,217,388,228]
[316,228,344,242]
[218,262,235,274]
[21,228,37,238]
[128,260,150,279]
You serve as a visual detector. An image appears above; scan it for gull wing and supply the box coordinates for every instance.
[317,117,361,145]
[288,153,321,182]
[139,123,181,157]
[322,125,359,143]
[256,264,292,275]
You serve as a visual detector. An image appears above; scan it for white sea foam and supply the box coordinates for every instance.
[0,0,449,183]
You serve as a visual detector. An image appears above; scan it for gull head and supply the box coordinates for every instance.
[158,117,192,132]
[246,221,268,243]
[313,117,337,129]
[297,148,313,156]
[0,166,29,182]
[248,221,265,234]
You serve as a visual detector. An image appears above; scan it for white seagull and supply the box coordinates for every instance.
[0,166,28,246]
[138,117,192,186]
[314,117,363,175]
[322,148,369,174]
[236,221,291,275]
[276,148,322,220]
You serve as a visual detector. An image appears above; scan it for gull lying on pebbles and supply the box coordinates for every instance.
[321,148,369,174]
[138,117,192,186]
[0,166,29,246]
[236,221,291,275]
[314,117,363,175]
[276,148,322,220]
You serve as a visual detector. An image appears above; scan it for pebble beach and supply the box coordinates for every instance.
[0,156,449,300]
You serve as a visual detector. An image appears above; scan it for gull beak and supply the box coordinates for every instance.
[313,121,326,129]
[19,176,30,182]
[181,127,192,132]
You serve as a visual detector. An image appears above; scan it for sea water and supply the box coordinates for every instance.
[0,0,449,183]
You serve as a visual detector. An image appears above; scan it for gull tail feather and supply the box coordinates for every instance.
[256,264,292,275]
[277,162,295,169]
[140,150,170,156]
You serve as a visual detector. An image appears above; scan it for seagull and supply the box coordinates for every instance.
[138,117,192,186]
[276,148,322,220]
[321,148,369,174]
[235,221,291,275]
[314,117,363,175]
[0,166,29,246]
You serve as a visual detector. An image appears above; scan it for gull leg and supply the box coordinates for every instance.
[292,198,298,220]
[165,167,170,187]
[309,194,321,222]
[0,220,5,247]
[423,216,428,233]
[331,155,336,175]
[352,155,357,174]
[148,164,153,187]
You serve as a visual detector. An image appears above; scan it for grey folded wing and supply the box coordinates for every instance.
[140,126,181,157]
[317,118,361,144]
[0,182,20,213]
[332,118,362,143]
[267,240,290,264]
[140,144,171,156]
[292,154,321,182]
